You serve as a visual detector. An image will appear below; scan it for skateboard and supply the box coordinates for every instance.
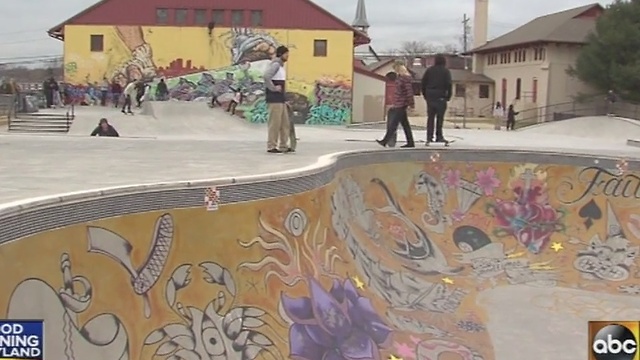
[425,140,455,147]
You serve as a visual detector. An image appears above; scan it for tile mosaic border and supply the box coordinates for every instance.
[0,149,634,245]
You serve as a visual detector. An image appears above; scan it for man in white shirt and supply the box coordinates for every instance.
[263,46,292,153]
[122,80,136,115]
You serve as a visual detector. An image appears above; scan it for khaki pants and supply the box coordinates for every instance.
[267,103,290,150]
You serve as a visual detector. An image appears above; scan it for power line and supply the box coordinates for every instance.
[0,38,55,46]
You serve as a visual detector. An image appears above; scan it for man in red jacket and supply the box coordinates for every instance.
[377,62,415,148]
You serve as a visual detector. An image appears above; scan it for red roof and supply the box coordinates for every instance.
[48,0,370,45]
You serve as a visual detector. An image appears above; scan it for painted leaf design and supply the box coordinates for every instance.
[233,330,274,350]
[199,262,237,296]
[242,318,265,328]
[156,341,178,355]
[242,344,264,360]
[144,329,165,345]
[213,291,226,313]
[174,349,201,360]
[242,306,266,317]
[166,264,192,307]
[163,323,191,339]
[171,335,195,350]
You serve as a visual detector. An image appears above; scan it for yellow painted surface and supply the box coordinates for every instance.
[63,25,353,124]
[3,161,639,358]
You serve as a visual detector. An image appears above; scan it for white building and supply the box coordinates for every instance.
[467,2,603,119]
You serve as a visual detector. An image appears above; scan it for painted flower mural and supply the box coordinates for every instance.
[280,277,392,360]
[487,167,565,254]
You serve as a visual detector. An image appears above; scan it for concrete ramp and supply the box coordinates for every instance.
[520,116,640,140]
[69,101,259,138]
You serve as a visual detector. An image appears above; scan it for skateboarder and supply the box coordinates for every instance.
[121,80,136,114]
[263,45,292,153]
[421,54,452,144]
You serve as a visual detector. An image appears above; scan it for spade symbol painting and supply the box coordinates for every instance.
[579,199,602,229]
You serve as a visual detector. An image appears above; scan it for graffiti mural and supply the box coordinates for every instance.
[62,25,353,124]
[6,160,640,358]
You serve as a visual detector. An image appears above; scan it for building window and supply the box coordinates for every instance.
[212,10,224,25]
[514,49,526,63]
[90,34,103,52]
[487,53,497,65]
[479,84,489,98]
[194,9,207,25]
[534,47,545,61]
[175,9,188,25]
[454,84,466,97]
[250,10,263,26]
[231,10,244,26]
[313,39,327,57]
[532,78,538,103]
[515,78,521,100]
[156,8,168,24]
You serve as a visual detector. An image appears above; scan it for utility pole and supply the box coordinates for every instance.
[462,14,470,128]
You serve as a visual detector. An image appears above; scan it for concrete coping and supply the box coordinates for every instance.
[0,147,637,219]
[627,139,640,148]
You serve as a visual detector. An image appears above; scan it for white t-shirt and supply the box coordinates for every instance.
[493,107,504,118]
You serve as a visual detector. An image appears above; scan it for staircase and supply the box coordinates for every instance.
[8,107,75,134]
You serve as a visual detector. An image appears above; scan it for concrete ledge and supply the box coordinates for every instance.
[627,139,640,147]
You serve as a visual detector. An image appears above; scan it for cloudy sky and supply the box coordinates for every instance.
[0,0,603,63]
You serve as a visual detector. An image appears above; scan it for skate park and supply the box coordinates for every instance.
[1,99,640,360]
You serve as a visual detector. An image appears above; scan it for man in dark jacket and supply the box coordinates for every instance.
[421,54,452,143]
[90,118,119,137]
[263,46,292,153]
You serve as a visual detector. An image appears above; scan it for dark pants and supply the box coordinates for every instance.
[426,99,447,141]
[506,119,515,130]
[228,100,238,115]
[122,95,132,112]
[112,93,121,107]
[381,107,414,146]
[45,92,53,108]
[211,95,221,107]
[100,90,108,106]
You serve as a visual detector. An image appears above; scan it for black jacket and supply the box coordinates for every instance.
[91,125,119,137]
[507,108,519,121]
[421,65,452,101]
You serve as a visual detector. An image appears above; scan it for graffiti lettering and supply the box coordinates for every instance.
[64,62,78,75]
[305,82,351,124]
[558,166,640,204]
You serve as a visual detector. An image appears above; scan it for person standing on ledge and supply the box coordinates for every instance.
[421,54,452,144]
[263,46,292,153]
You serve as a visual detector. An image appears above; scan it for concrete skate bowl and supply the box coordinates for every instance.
[519,115,640,141]
[2,149,640,360]
[68,101,257,138]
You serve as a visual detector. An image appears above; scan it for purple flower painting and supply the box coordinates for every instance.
[281,277,393,360]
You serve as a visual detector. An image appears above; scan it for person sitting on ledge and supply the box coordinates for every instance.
[90,118,119,137]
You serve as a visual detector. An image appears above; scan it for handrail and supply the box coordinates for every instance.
[514,96,640,129]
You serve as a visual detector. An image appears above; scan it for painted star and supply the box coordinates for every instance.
[352,275,365,289]
[550,242,564,252]
[389,355,403,360]
[442,277,454,284]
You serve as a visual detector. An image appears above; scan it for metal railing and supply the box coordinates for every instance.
[515,96,640,129]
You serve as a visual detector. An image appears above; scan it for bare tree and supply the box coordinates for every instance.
[399,41,436,57]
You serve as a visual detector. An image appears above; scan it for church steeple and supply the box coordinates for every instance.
[352,0,370,33]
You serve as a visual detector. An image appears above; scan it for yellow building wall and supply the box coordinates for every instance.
[63,25,354,124]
